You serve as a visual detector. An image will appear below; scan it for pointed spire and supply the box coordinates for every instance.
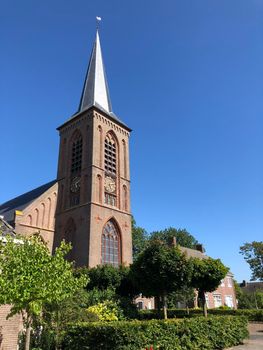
[78,30,113,114]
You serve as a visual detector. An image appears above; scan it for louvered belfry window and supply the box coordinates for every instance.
[104,134,116,175]
[71,136,83,175]
[101,220,120,266]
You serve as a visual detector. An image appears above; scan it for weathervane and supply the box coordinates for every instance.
[96,16,102,30]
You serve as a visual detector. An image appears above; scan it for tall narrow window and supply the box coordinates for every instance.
[70,131,82,207]
[101,220,121,266]
[71,134,83,175]
[104,133,117,207]
[122,139,127,178]
[104,133,117,175]
[41,203,45,227]
[123,185,128,211]
[98,125,103,168]
[35,208,39,227]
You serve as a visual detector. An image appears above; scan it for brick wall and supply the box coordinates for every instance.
[0,305,22,350]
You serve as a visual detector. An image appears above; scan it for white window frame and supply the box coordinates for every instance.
[213,293,222,307]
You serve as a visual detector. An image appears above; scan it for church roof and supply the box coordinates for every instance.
[0,216,16,237]
[79,30,113,116]
[0,180,57,224]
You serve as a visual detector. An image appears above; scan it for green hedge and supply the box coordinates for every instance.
[138,308,263,321]
[62,316,248,350]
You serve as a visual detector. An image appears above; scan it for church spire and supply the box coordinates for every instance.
[78,30,113,114]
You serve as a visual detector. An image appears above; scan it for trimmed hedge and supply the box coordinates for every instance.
[62,316,248,350]
[138,308,263,322]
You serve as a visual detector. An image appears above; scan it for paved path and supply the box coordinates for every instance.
[226,323,263,350]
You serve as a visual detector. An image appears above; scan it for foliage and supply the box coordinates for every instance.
[150,227,199,249]
[85,265,124,290]
[167,287,196,309]
[87,300,123,321]
[77,264,139,319]
[62,316,248,350]
[138,308,263,322]
[0,236,87,317]
[190,257,228,317]
[131,240,193,319]
[236,290,263,309]
[131,217,148,260]
[0,235,87,350]
[240,241,263,281]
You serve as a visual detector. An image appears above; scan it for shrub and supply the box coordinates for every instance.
[86,300,123,321]
[138,308,263,321]
[62,316,248,350]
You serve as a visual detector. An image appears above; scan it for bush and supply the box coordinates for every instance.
[62,316,248,350]
[87,300,123,321]
[138,308,263,321]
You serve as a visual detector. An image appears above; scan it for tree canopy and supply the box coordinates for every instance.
[0,235,87,350]
[132,217,201,260]
[131,240,193,319]
[131,217,148,260]
[240,241,263,281]
[150,227,199,249]
[191,257,228,316]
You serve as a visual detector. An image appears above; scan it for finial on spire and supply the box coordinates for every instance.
[96,16,102,30]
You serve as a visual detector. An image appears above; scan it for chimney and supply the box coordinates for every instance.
[196,244,205,253]
[170,236,177,247]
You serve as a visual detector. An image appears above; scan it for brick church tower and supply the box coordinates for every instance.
[53,30,132,267]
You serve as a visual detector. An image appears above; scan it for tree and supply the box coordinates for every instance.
[77,264,139,319]
[0,235,87,350]
[168,287,196,313]
[132,217,148,260]
[240,241,263,281]
[150,227,199,249]
[191,257,228,317]
[131,240,193,319]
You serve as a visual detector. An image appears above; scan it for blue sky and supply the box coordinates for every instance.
[1,0,262,282]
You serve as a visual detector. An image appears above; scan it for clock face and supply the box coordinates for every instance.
[105,176,116,193]
[70,176,81,193]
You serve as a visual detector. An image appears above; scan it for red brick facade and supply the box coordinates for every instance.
[0,305,22,350]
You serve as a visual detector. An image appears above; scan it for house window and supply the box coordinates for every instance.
[225,295,234,308]
[101,220,120,267]
[221,279,225,287]
[213,294,222,308]
[137,301,143,310]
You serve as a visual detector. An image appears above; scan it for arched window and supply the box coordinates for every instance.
[27,215,32,226]
[41,203,45,227]
[35,208,39,227]
[101,220,121,267]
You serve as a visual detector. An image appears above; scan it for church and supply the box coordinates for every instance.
[0,30,133,268]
